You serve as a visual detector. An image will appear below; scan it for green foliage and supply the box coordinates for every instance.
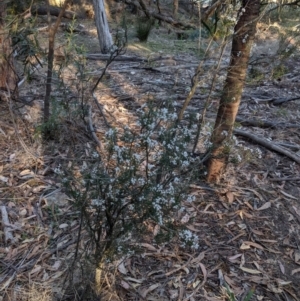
[224,283,255,301]
[9,11,42,79]
[135,17,154,42]
[35,19,92,141]
[188,28,210,41]
[7,0,32,14]
[35,99,62,140]
[271,64,287,79]
[247,67,265,84]
[275,107,289,118]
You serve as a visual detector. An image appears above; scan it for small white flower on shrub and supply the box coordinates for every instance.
[60,100,201,260]
[179,229,199,250]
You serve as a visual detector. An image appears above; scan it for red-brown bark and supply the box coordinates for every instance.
[207,0,260,183]
[0,2,17,97]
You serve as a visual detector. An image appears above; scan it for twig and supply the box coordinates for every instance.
[177,37,214,122]
[269,177,300,182]
[92,91,109,128]
[87,105,102,150]
[233,129,300,164]
[44,0,72,122]
[91,47,126,128]
[0,206,16,244]
[86,54,145,62]
[192,31,229,152]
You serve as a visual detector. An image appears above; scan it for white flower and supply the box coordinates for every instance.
[179,230,199,250]
[221,130,228,137]
[134,153,141,161]
[54,165,64,175]
[91,199,105,206]
[174,177,180,183]
[182,160,189,167]
[138,178,145,185]
[186,195,195,203]
[106,128,115,138]
[92,152,99,158]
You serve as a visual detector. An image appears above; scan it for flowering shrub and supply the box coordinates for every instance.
[62,101,201,261]
[231,134,262,164]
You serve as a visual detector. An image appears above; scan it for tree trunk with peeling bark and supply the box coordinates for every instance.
[206,0,260,183]
[93,0,113,54]
[0,2,17,98]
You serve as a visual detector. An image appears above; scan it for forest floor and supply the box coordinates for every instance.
[1,5,300,301]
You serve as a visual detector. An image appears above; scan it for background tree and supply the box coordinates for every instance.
[0,1,17,98]
[93,0,113,53]
[207,0,261,183]
[173,0,178,17]
[44,0,72,125]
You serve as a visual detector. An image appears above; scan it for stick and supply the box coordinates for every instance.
[31,4,78,19]
[269,177,300,182]
[87,105,102,150]
[0,206,16,244]
[233,129,300,164]
[235,117,300,129]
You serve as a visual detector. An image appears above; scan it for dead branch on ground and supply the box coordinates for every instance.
[233,129,300,164]
[235,117,300,129]
[31,5,78,19]
[0,205,16,243]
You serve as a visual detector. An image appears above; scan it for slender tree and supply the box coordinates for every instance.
[173,0,178,17]
[0,1,17,98]
[92,0,113,54]
[207,0,260,183]
[44,0,72,123]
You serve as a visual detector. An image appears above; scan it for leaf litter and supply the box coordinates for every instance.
[1,14,300,301]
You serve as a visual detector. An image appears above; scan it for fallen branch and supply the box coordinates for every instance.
[269,177,300,182]
[85,53,146,62]
[0,205,16,244]
[277,142,300,151]
[233,129,300,164]
[31,5,78,19]
[248,95,300,105]
[235,117,300,129]
[271,96,300,106]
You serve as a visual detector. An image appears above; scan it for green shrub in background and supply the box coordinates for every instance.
[136,17,154,42]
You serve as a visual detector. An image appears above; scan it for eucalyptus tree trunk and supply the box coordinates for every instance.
[173,0,178,18]
[207,0,260,183]
[93,0,113,54]
[0,2,17,97]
